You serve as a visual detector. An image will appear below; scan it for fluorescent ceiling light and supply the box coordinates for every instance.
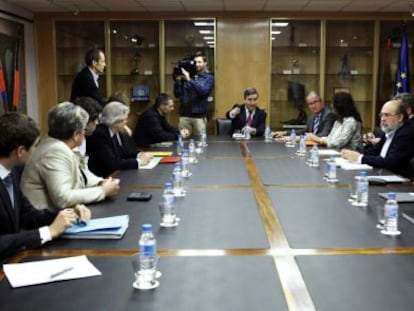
[194,21,214,26]
[272,22,289,27]
[271,31,282,35]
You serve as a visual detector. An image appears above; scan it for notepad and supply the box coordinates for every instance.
[379,192,414,203]
[62,215,129,239]
[3,255,101,288]
[139,157,162,169]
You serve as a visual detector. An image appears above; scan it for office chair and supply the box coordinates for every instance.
[216,118,232,136]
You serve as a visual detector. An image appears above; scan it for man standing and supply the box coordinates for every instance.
[226,87,267,136]
[342,99,414,178]
[174,51,215,136]
[71,49,107,107]
[134,93,189,147]
[0,112,90,260]
[273,91,335,138]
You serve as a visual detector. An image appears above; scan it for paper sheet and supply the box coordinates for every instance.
[3,255,101,288]
[139,157,162,169]
[318,149,340,156]
[367,175,410,183]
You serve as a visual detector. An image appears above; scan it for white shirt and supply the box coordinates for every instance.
[0,163,51,244]
[88,67,99,88]
[380,130,396,158]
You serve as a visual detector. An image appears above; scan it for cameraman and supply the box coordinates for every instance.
[174,51,215,136]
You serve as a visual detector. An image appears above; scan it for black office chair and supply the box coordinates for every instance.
[216,118,232,136]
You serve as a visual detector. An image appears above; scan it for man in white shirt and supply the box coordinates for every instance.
[0,112,90,260]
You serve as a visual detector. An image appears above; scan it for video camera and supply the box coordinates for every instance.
[173,58,197,80]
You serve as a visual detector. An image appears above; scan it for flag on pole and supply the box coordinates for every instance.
[394,24,410,94]
[0,58,8,112]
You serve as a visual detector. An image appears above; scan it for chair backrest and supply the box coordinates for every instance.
[216,118,232,136]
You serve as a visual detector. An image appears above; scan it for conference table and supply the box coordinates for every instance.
[1,137,414,310]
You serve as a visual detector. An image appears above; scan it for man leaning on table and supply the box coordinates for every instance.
[0,112,90,260]
[273,91,335,138]
[226,87,267,136]
[341,99,414,178]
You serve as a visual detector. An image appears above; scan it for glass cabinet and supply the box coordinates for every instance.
[270,20,321,128]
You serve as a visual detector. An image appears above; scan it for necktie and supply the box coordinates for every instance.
[3,173,14,208]
[112,134,122,155]
[313,114,320,134]
[246,111,253,126]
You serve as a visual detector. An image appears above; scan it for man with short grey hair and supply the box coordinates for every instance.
[87,101,152,178]
[21,102,119,210]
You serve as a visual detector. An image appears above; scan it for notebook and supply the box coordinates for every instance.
[62,215,129,239]
[378,192,414,203]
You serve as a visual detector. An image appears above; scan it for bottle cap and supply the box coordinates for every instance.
[141,224,152,231]
[387,192,396,200]
[165,182,173,188]
[359,171,367,176]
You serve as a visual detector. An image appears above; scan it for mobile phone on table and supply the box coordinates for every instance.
[127,192,152,201]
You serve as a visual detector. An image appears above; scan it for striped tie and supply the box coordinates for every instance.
[246,111,252,126]
[313,114,320,134]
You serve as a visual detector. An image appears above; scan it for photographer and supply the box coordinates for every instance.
[174,51,215,136]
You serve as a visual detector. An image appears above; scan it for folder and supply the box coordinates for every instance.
[160,156,181,164]
[62,215,129,239]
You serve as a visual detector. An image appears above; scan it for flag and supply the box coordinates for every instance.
[394,24,410,94]
[12,28,21,109]
[0,58,8,112]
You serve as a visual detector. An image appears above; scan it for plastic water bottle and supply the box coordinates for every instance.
[286,129,296,147]
[161,182,176,225]
[188,138,197,163]
[139,224,157,277]
[297,135,306,156]
[244,127,251,140]
[172,163,185,196]
[310,144,319,167]
[354,171,368,207]
[177,135,183,156]
[264,126,272,142]
[381,192,400,235]
[181,149,191,178]
[326,155,337,183]
[200,128,208,147]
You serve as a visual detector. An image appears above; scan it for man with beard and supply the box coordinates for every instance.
[341,99,414,178]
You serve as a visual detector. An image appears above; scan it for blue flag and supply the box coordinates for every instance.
[394,24,410,94]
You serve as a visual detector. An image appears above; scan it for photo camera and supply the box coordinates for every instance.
[173,58,197,80]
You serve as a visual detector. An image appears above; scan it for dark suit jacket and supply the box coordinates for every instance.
[305,107,336,137]
[0,169,56,260]
[225,104,267,136]
[361,121,414,177]
[86,124,139,178]
[134,106,180,147]
[70,67,106,107]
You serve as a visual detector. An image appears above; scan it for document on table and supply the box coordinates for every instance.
[3,255,101,288]
[318,149,340,156]
[139,157,162,169]
[334,157,373,170]
[367,175,410,183]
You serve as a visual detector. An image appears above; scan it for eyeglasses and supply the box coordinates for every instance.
[378,112,398,118]
[308,100,320,105]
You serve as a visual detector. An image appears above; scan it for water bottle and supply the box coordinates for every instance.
[309,144,319,167]
[172,163,185,196]
[264,126,272,142]
[200,128,208,147]
[244,127,251,140]
[161,182,176,225]
[290,129,297,147]
[181,149,191,178]
[354,171,368,207]
[326,155,337,183]
[297,135,306,156]
[177,135,183,156]
[188,138,197,163]
[381,192,401,235]
[139,224,157,278]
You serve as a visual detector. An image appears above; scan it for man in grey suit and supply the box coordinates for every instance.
[21,102,119,211]
[273,91,335,138]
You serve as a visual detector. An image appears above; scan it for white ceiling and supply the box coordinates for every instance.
[2,0,413,13]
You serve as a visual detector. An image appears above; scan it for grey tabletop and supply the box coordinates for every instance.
[0,256,287,311]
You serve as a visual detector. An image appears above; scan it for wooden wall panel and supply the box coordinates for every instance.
[35,16,56,133]
[215,18,270,120]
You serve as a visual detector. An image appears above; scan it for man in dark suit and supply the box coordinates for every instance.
[273,91,335,138]
[71,49,107,107]
[87,101,152,178]
[0,113,90,260]
[226,87,267,136]
[342,99,414,178]
[134,93,189,147]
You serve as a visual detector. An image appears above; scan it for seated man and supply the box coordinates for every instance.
[342,99,414,178]
[226,87,266,136]
[21,102,119,210]
[0,112,90,260]
[273,91,335,138]
[87,101,152,178]
[134,93,189,147]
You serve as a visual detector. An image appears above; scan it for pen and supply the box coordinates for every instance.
[49,266,74,279]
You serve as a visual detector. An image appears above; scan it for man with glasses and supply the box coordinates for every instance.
[342,99,414,178]
[273,91,335,138]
